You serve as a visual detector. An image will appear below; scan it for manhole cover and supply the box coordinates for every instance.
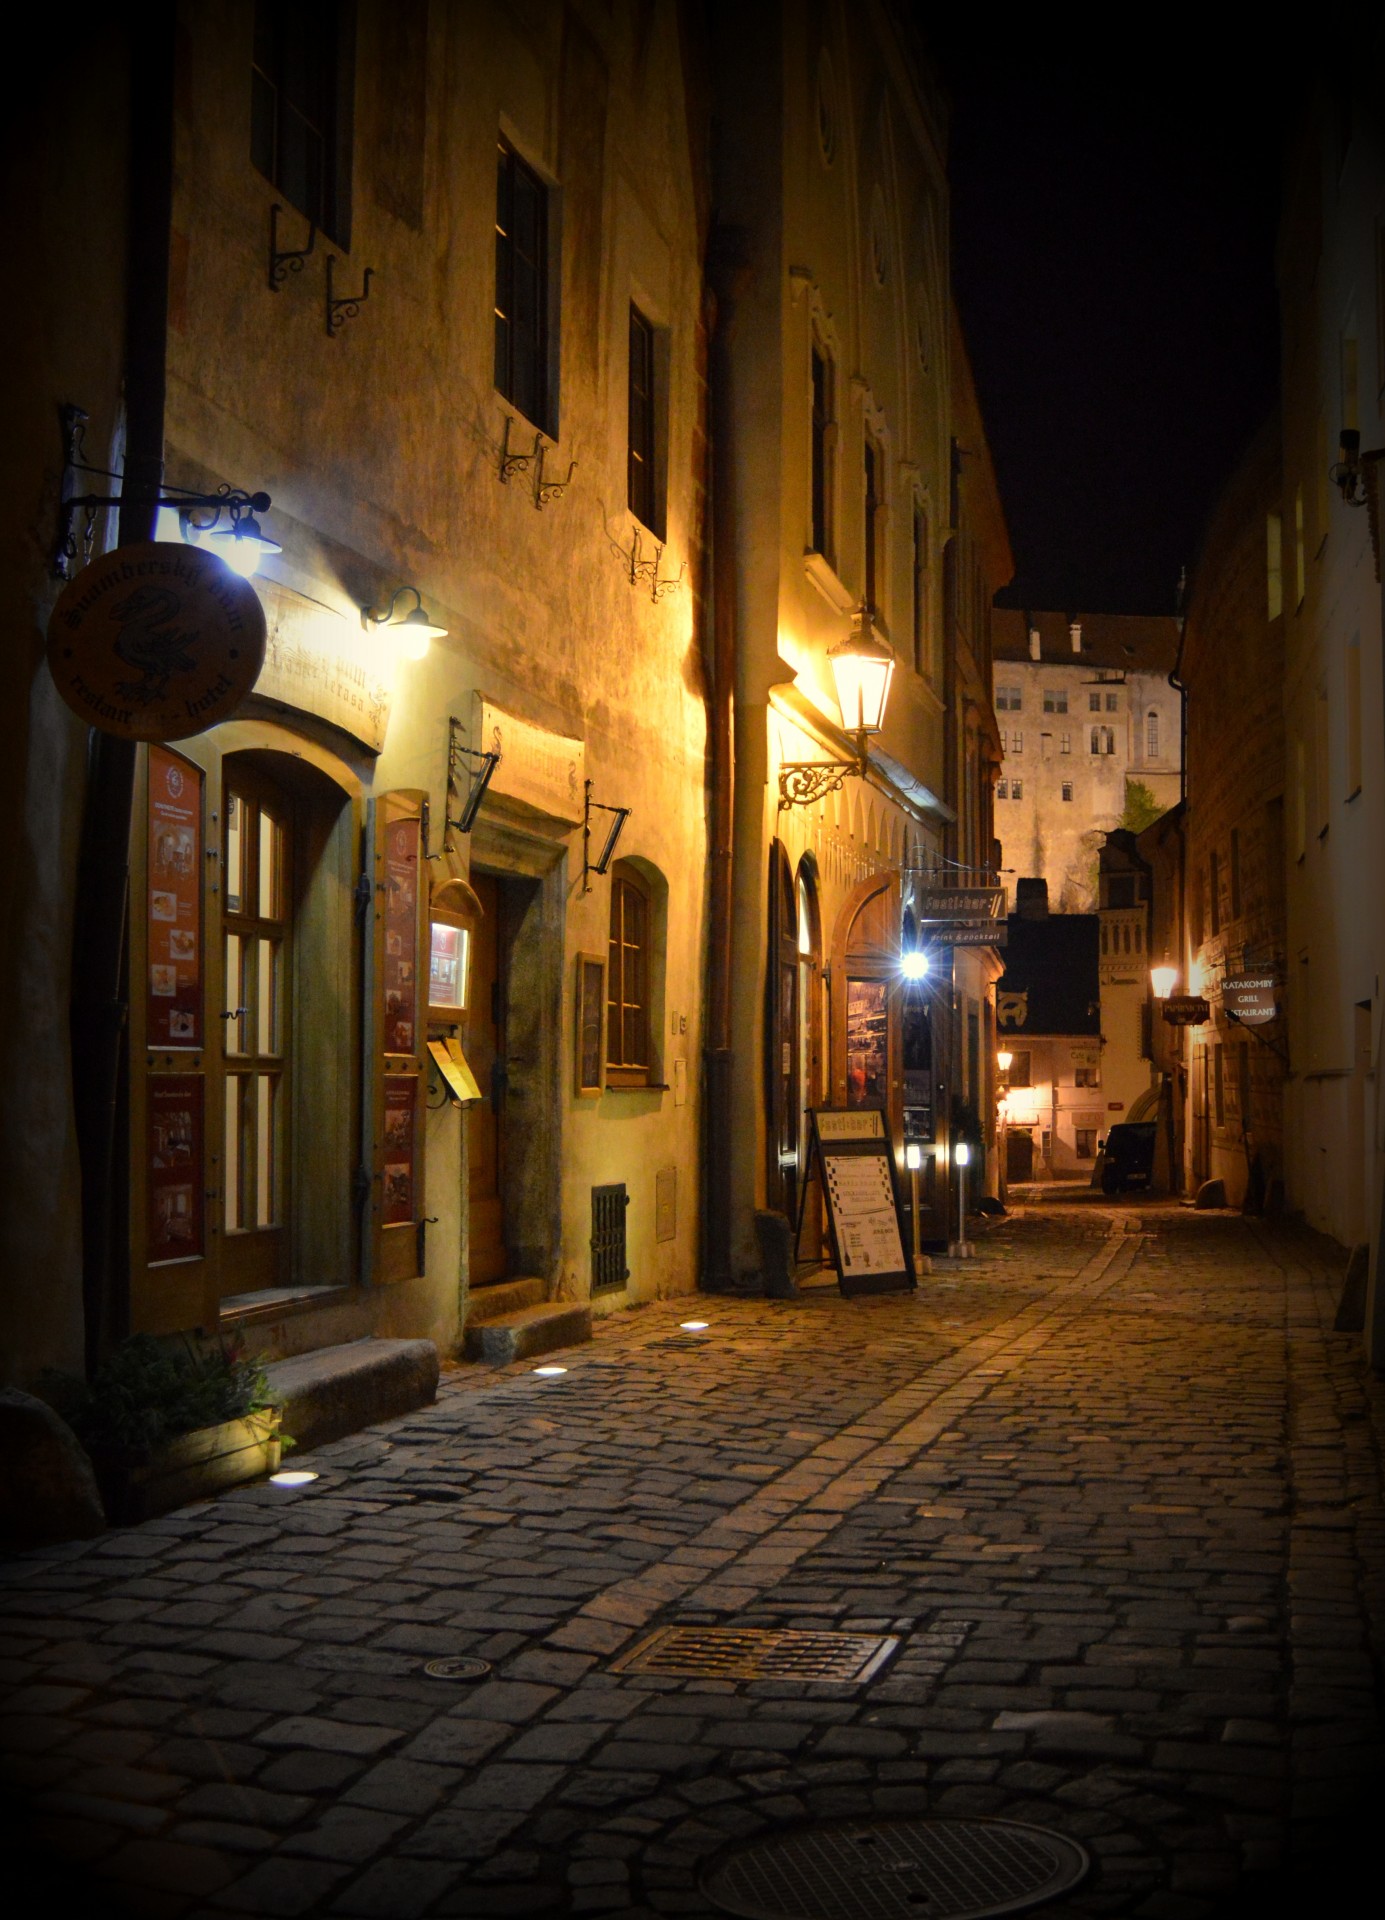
[423,1656,492,1681]
[612,1625,897,1683]
[701,1817,1089,1920]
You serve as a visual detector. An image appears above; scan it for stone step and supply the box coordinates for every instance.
[264,1338,439,1453]
[464,1302,592,1367]
[465,1275,548,1325]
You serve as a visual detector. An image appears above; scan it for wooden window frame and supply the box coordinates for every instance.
[250,0,355,247]
[495,136,551,433]
[810,341,836,561]
[606,869,652,1087]
[627,302,661,536]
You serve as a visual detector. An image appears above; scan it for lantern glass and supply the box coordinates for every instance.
[829,632,895,735]
[1150,964,1178,1001]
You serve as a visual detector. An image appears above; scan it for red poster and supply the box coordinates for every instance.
[148,1074,204,1263]
[383,815,419,1056]
[382,1075,416,1225]
[147,746,203,1048]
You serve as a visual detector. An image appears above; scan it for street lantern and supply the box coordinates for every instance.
[1150,965,1178,1001]
[778,614,896,810]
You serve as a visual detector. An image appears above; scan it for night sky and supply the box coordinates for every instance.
[931,29,1294,617]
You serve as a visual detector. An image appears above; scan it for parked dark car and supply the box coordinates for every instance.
[1098,1120,1157,1194]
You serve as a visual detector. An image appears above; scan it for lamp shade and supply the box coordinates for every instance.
[997,1050,1013,1072]
[829,628,895,736]
[1150,964,1178,1001]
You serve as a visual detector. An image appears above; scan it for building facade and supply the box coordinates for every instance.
[995,885,1103,1181]
[1277,74,1385,1355]
[992,609,1182,913]
[3,1,1010,1393]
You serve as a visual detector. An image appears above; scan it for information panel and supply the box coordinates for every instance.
[147,746,203,1048]
[807,1107,913,1297]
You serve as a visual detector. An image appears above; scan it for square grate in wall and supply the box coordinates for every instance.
[611,1624,899,1684]
[591,1182,630,1294]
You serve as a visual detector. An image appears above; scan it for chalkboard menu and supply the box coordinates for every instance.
[807,1109,914,1296]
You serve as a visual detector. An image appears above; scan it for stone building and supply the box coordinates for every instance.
[992,609,1182,912]
[4,3,714,1387]
[2,1,1009,1397]
[995,883,1102,1180]
[1276,74,1385,1355]
[1143,421,1287,1211]
[1095,830,1160,1130]
[709,2,1006,1277]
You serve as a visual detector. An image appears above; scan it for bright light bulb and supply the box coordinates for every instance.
[270,1470,318,1487]
[905,1143,922,1171]
[955,1142,971,1167]
[901,950,929,981]
[222,536,263,579]
[1150,965,1178,1000]
[533,1364,567,1376]
[679,1320,709,1331]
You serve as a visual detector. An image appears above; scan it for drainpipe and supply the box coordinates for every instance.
[701,236,746,1293]
[70,5,176,1370]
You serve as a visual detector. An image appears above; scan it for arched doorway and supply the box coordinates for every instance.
[796,856,825,1256]
[766,841,799,1219]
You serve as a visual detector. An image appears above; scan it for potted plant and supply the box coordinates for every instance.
[46,1334,281,1524]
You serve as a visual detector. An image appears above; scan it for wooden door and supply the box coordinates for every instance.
[220,764,292,1298]
[767,843,800,1218]
[468,871,506,1285]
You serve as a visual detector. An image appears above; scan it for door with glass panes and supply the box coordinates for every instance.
[220,763,292,1298]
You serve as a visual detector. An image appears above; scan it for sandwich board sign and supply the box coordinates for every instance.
[805,1108,913,1296]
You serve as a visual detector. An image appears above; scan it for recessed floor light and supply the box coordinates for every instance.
[680,1320,709,1331]
[533,1364,568,1376]
[269,1470,318,1487]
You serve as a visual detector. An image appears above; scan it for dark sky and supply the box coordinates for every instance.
[929,29,1293,616]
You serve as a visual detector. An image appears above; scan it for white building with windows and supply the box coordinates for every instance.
[992,609,1182,912]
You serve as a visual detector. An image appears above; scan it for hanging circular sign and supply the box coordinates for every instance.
[46,541,267,741]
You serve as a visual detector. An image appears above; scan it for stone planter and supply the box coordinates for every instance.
[95,1411,282,1525]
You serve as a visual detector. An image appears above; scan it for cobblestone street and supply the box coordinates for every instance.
[4,1197,1384,1919]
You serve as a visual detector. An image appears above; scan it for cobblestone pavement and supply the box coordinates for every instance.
[4,1199,1385,1919]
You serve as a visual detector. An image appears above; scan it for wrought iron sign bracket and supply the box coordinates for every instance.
[442,714,500,845]
[52,403,272,579]
[499,416,540,486]
[534,441,577,509]
[777,759,854,812]
[268,202,316,291]
[612,523,686,602]
[583,779,631,894]
[326,256,375,337]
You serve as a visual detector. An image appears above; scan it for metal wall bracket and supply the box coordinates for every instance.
[268,202,316,290]
[777,760,854,812]
[535,441,577,509]
[52,402,272,579]
[443,715,500,844]
[612,523,686,602]
[326,255,374,336]
[582,778,631,894]
[499,415,540,485]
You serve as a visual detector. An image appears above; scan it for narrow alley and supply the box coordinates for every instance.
[3,1196,1382,1918]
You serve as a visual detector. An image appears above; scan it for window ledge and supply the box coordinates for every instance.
[803,551,855,614]
[220,1284,351,1326]
[603,1081,669,1094]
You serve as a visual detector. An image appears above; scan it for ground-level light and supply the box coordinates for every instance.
[269,1469,319,1487]
[680,1320,709,1331]
[533,1364,568,1376]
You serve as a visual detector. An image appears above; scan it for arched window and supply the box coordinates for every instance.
[607,864,651,1085]
[1146,710,1159,758]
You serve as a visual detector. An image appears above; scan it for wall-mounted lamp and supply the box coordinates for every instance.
[779,613,895,810]
[1150,964,1178,1001]
[997,1049,1013,1075]
[53,403,278,582]
[361,585,448,661]
[583,780,631,894]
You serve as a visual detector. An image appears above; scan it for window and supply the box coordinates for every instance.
[1043,689,1068,714]
[251,0,354,246]
[495,138,550,431]
[811,344,835,559]
[1075,1128,1096,1159]
[1075,1065,1099,1088]
[912,504,929,674]
[1060,731,1071,754]
[1012,730,1023,753]
[1106,692,1119,712]
[863,433,884,618]
[1146,711,1159,758]
[627,304,660,535]
[1089,691,1101,712]
[999,728,1007,752]
[1267,512,1283,620]
[607,868,651,1085]
[1061,780,1073,802]
[996,686,1021,711]
[997,779,1009,800]
[1011,778,1023,800]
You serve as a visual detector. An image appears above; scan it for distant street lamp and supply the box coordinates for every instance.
[1150,965,1178,1001]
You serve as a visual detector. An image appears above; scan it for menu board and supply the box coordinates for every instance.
[381,1074,417,1224]
[383,815,420,1055]
[808,1108,913,1297]
[148,1074,204,1263]
[147,746,203,1048]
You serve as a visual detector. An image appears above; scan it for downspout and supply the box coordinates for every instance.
[701,236,745,1293]
[70,5,176,1370]
[1166,565,1190,1193]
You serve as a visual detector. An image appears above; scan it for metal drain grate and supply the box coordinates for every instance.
[701,1817,1089,1920]
[612,1625,898,1683]
[423,1656,491,1681]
